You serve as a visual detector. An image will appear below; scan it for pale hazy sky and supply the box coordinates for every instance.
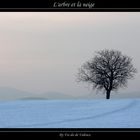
[0,12,139,96]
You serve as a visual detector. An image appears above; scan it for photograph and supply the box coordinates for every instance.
[0,11,140,136]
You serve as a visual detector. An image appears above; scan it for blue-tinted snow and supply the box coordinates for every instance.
[0,99,140,128]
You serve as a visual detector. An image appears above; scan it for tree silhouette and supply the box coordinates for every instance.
[77,49,137,99]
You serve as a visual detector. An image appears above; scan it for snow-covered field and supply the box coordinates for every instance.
[0,99,140,128]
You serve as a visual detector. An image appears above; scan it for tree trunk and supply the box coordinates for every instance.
[106,90,111,99]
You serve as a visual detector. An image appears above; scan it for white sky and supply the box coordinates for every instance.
[0,12,139,96]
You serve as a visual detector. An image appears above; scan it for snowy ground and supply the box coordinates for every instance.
[0,99,140,128]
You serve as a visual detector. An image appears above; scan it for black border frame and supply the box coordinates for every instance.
[0,0,140,137]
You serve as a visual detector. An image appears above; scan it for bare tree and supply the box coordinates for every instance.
[77,49,137,99]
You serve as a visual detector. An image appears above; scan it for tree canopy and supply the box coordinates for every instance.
[77,49,137,99]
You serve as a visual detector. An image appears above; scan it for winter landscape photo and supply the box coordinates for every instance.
[0,12,140,128]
